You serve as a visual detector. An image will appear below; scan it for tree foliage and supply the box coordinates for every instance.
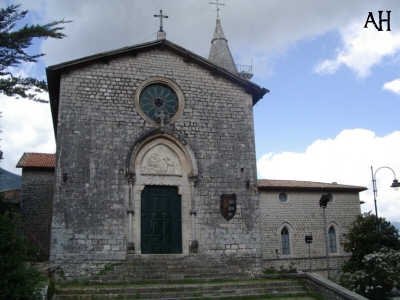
[0,195,44,299]
[0,4,69,102]
[342,211,400,271]
[339,212,400,298]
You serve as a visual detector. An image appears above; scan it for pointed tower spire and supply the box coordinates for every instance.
[208,17,238,74]
[208,1,237,73]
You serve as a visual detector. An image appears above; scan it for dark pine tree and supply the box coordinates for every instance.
[0,4,69,102]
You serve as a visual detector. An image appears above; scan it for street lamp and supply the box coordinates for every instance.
[320,194,330,279]
[371,166,400,245]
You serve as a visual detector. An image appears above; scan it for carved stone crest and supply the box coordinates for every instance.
[220,194,236,220]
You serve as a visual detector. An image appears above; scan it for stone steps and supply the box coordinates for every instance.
[55,279,308,299]
[90,273,248,285]
[89,255,250,285]
[54,256,310,299]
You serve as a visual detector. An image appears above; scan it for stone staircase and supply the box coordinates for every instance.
[54,256,311,299]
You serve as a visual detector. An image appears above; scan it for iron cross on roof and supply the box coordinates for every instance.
[210,0,225,18]
[154,10,168,32]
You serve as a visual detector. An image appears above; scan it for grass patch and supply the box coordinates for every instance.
[196,293,323,300]
[57,278,90,288]
[263,268,279,275]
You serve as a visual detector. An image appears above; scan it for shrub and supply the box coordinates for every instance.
[339,247,400,299]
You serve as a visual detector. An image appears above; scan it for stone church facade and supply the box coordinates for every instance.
[17,17,366,279]
[45,19,269,278]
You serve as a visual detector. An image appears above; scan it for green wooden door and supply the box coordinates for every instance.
[141,186,182,254]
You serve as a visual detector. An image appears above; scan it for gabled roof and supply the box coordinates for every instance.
[16,153,56,169]
[257,179,367,193]
[46,39,269,136]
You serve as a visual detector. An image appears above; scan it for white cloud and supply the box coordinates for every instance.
[257,129,400,222]
[1,94,55,175]
[31,0,397,76]
[314,21,400,78]
[383,78,400,95]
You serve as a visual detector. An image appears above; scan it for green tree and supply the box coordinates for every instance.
[0,195,43,299]
[342,211,400,271]
[0,4,69,102]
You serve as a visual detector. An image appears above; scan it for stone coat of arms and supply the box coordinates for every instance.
[220,194,236,220]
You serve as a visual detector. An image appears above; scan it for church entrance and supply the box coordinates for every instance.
[141,185,182,254]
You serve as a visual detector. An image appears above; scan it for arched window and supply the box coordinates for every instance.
[328,226,337,253]
[281,227,290,255]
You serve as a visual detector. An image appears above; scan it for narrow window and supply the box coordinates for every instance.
[281,227,290,255]
[328,226,337,253]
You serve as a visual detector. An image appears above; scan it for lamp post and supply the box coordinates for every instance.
[320,194,330,279]
[371,166,400,246]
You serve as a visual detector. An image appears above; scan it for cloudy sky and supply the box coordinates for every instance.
[1,0,400,222]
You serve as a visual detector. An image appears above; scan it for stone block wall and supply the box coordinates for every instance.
[20,168,54,258]
[300,272,369,300]
[50,47,261,277]
[259,190,361,273]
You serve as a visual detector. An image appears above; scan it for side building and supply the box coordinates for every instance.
[258,179,366,275]
[16,152,56,259]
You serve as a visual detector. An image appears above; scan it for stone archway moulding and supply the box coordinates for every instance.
[126,129,198,178]
[125,130,198,255]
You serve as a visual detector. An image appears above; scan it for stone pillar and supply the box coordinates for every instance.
[126,172,135,251]
[127,210,134,243]
[189,175,198,253]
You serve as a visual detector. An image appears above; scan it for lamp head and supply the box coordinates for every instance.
[391,179,400,191]
[319,194,330,208]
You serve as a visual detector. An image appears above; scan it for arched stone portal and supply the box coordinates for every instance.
[126,132,198,255]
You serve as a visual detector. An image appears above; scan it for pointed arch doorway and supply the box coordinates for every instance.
[127,132,198,255]
[141,185,182,254]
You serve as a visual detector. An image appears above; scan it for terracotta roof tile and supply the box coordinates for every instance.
[16,153,56,168]
[257,179,367,192]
